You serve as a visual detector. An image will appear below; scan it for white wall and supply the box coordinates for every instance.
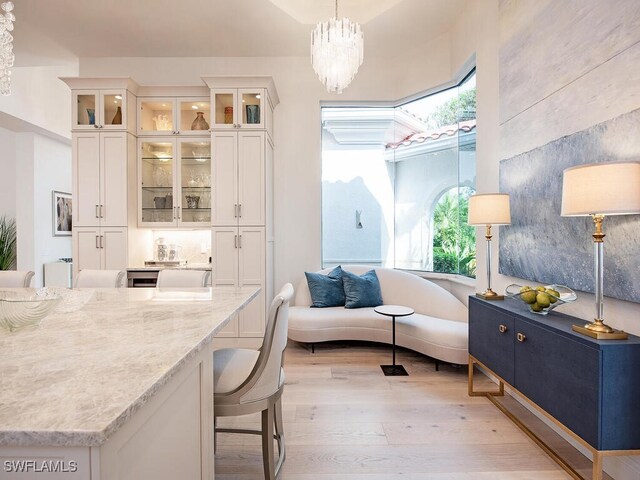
[0,126,17,219]
[15,133,72,287]
[78,38,455,291]
[454,1,640,478]
[0,63,77,140]
[0,61,76,279]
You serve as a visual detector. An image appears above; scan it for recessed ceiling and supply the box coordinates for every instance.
[14,0,465,65]
[268,0,405,25]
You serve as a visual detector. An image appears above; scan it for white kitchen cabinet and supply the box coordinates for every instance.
[73,226,128,272]
[212,131,265,226]
[210,88,264,130]
[72,89,128,131]
[207,77,277,341]
[138,137,212,228]
[212,226,265,338]
[62,77,138,133]
[137,97,211,136]
[73,131,128,228]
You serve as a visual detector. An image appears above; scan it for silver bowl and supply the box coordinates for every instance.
[0,289,62,331]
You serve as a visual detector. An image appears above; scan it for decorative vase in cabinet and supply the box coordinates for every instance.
[111,106,122,125]
[191,112,209,130]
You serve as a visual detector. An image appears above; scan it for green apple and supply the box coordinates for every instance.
[536,292,551,308]
[520,290,537,304]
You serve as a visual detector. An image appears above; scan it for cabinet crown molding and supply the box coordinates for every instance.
[60,77,140,94]
[201,76,279,107]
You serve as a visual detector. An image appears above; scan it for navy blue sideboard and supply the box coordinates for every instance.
[469,296,640,452]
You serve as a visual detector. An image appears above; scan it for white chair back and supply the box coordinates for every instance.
[240,283,294,403]
[156,269,210,288]
[0,271,34,287]
[75,269,126,288]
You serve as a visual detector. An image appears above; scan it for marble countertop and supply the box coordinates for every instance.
[0,286,259,447]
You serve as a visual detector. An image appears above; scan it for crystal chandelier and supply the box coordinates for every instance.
[0,1,15,96]
[310,0,363,94]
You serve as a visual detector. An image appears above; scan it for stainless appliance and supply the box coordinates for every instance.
[127,269,160,288]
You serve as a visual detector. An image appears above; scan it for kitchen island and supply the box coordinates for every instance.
[0,286,259,480]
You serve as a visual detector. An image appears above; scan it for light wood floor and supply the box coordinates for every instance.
[215,341,594,479]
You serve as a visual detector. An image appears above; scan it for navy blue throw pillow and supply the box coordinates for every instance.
[305,266,346,308]
[342,269,383,309]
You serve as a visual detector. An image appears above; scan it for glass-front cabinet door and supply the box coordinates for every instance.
[178,98,211,135]
[138,98,175,135]
[101,90,125,129]
[73,90,127,130]
[210,88,265,129]
[178,139,211,226]
[212,89,237,129]
[139,139,176,227]
[238,89,264,129]
[74,91,98,129]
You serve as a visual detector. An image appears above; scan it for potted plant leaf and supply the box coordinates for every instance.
[0,216,17,270]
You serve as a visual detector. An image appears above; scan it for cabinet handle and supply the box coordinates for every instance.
[96,205,100,218]
[234,204,238,218]
[100,235,104,249]
[238,204,242,218]
[238,235,242,248]
[95,235,99,249]
[499,324,508,333]
[234,234,238,248]
[177,206,181,219]
[517,333,526,343]
[173,206,176,219]
[100,205,104,218]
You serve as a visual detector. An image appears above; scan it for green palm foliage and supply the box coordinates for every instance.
[0,216,17,270]
[432,189,476,277]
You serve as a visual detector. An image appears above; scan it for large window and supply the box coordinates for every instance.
[321,71,476,276]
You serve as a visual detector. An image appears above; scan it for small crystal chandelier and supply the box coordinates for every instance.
[0,1,15,96]
[310,0,364,94]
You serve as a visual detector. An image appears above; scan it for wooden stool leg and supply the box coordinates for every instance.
[275,397,285,457]
[262,406,276,479]
[213,416,217,454]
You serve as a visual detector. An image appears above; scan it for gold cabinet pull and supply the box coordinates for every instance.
[517,332,526,343]
[499,324,507,333]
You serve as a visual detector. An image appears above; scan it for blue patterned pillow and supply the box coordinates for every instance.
[342,269,383,309]
[305,266,346,308]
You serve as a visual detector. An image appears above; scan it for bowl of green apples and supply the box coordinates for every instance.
[505,284,577,315]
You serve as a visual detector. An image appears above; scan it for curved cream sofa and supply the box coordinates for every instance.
[288,265,469,365]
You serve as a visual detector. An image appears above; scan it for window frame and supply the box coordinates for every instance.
[320,66,477,278]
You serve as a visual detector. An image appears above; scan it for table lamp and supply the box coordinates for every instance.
[561,161,640,340]
[468,193,511,300]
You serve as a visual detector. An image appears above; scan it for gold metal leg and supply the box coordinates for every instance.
[592,452,603,480]
[485,394,583,480]
[468,356,504,397]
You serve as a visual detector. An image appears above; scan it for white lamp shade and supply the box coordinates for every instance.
[467,193,511,225]
[561,161,640,216]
